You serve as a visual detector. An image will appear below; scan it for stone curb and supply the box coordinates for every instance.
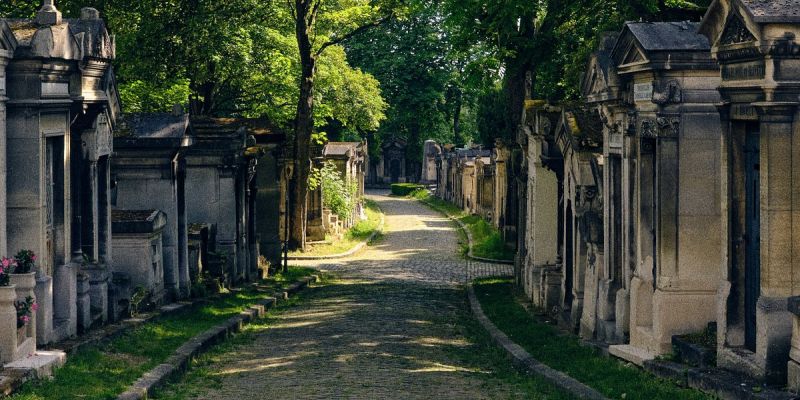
[288,206,385,261]
[116,275,318,400]
[453,217,514,265]
[642,359,798,400]
[466,285,608,400]
[419,198,514,265]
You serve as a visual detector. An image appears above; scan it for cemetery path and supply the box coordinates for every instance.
[174,191,524,399]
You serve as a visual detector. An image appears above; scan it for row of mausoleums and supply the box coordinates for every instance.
[434,0,800,389]
[0,2,298,368]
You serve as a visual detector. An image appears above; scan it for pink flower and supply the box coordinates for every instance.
[1,258,9,268]
[31,303,38,312]
[30,255,36,262]
[21,315,29,323]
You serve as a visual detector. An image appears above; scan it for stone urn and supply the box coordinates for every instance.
[0,284,18,363]
[10,272,36,300]
[9,272,36,342]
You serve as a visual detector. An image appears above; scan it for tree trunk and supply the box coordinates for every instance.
[453,89,463,147]
[289,0,317,251]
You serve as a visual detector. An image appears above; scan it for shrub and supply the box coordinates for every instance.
[391,183,425,196]
[309,161,359,220]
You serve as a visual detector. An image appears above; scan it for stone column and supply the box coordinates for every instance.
[787,296,800,391]
[0,51,9,256]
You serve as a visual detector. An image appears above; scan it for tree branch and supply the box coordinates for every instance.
[315,12,394,57]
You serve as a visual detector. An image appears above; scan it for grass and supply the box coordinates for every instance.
[10,267,318,400]
[412,189,515,261]
[444,292,577,399]
[473,278,713,400]
[390,183,425,196]
[289,199,383,257]
[153,291,311,400]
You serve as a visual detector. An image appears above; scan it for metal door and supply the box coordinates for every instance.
[390,159,401,183]
[744,124,761,352]
[45,139,55,274]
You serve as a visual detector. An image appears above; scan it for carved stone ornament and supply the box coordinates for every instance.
[640,118,657,138]
[720,13,756,46]
[539,118,552,137]
[770,33,800,58]
[576,186,604,246]
[626,111,638,136]
[656,116,680,138]
[652,80,682,105]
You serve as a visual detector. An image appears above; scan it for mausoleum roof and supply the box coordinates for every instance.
[324,142,361,157]
[111,209,166,234]
[625,21,709,51]
[739,0,800,23]
[4,8,114,60]
[118,113,190,139]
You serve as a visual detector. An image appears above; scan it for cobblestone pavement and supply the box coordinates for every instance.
[180,191,523,399]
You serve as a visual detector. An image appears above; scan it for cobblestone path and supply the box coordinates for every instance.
[177,192,528,399]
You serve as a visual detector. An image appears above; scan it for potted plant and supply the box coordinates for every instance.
[11,250,37,302]
[13,250,35,274]
[0,257,12,286]
[15,296,36,342]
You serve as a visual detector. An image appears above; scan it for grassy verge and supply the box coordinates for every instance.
[473,278,713,400]
[289,199,383,257]
[11,267,318,400]
[412,190,514,261]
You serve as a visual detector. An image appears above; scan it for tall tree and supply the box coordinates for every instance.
[286,0,397,250]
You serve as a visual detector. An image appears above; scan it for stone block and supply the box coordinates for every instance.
[84,267,109,324]
[4,350,66,379]
[788,360,800,393]
[76,274,91,333]
[52,263,78,340]
[756,296,792,384]
[34,276,52,345]
[608,344,655,366]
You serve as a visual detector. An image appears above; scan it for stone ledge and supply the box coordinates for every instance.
[466,285,608,400]
[0,350,67,395]
[116,275,317,400]
[608,344,655,366]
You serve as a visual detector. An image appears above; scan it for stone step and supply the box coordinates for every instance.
[608,344,656,366]
[4,350,66,379]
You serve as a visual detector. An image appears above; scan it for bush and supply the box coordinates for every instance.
[391,183,425,196]
[309,160,359,220]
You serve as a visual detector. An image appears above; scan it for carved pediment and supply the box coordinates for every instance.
[612,29,649,68]
[720,12,756,46]
[623,46,646,64]
[0,21,18,54]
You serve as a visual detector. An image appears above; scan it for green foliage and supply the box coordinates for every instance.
[129,286,149,318]
[309,161,359,220]
[119,79,192,114]
[0,0,387,134]
[345,0,493,162]
[12,268,314,400]
[475,84,512,145]
[390,183,425,196]
[290,200,383,257]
